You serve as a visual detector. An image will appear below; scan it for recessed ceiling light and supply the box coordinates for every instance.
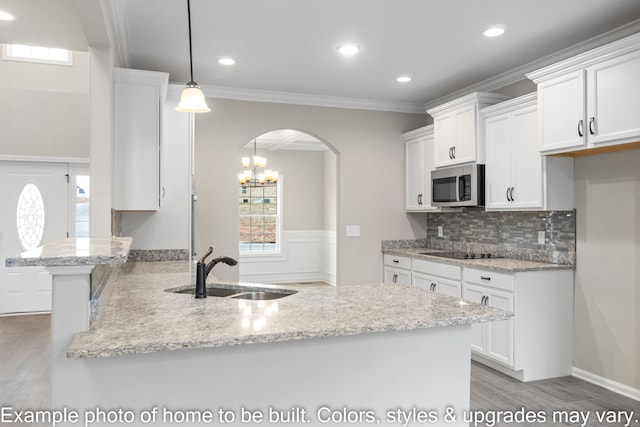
[483,26,505,37]
[0,10,15,21]
[337,44,361,56]
[396,76,412,83]
[218,57,235,65]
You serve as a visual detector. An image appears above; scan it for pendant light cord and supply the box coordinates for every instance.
[187,0,194,83]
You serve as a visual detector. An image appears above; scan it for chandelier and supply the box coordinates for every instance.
[239,139,279,187]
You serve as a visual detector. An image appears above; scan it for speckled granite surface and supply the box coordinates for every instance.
[67,261,511,359]
[5,237,132,267]
[383,247,574,272]
[127,249,190,262]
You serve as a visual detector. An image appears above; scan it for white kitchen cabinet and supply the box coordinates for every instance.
[383,254,411,285]
[462,274,514,367]
[462,267,574,382]
[412,258,462,298]
[483,94,574,211]
[114,68,169,211]
[403,125,437,211]
[427,92,511,168]
[528,32,640,155]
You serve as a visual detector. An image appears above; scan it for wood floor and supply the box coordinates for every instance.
[1,314,638,427]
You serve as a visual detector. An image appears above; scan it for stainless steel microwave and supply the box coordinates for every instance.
[431,164,485,207]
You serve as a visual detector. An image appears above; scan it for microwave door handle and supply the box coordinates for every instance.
[458,176,464,201]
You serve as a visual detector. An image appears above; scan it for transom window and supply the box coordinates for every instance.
[239,181,281,253]
[2,44,73,66]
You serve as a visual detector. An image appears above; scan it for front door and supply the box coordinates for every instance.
[0,162,69,314]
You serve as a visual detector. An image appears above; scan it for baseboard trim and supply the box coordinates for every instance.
[572,367,640,402]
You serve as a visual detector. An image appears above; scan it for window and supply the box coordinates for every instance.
[2,44,73,66]
[239,181,281,253]
[75,175,90,237]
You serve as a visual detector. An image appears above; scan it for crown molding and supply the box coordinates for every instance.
[426,92,512,116]
[423,19,640,111]
[480,92,537,117]
[109,0,131,68]
[402,124,433,140]
[0,155,90,164]
[197,84,427,114]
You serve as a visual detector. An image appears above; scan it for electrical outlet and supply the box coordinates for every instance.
[346,225,360,237]
[438,226,444,237]
[538,230,545,245]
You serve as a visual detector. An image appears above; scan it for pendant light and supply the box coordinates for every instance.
[176,0,211,113]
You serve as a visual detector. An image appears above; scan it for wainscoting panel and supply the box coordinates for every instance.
[239,230,336,285]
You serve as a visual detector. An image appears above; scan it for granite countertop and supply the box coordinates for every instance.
[5,237,132,267]
[383,247,574,272]
[67,261,511,359]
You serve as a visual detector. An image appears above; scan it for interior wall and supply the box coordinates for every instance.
[0,52,90,158]
[323,149,337,231]
[573,149,640,390]
[194,98,426,283]
[239,148,326,231]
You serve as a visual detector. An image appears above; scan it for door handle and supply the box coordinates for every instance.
[393,273,398,283]
[578,120,584,137]
[481,276,491,281]
[449,147,453,159]
[509,187,515,202]
[589,117,597,135]
[452,146,456,159]
[506,187,511,202]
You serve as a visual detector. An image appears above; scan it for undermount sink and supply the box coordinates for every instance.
[165,285,297,300]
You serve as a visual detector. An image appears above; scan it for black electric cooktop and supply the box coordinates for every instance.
[424,251,504,260]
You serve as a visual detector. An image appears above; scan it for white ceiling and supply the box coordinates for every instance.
[2,0,640,112]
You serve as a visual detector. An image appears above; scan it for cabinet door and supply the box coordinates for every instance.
[434,277,462,298]
[538,70,587,153]
[485,289,514,367]
[420,134,437,211]
[485,114,512,209]
[587,50,640,146]
[434,113,455,167]
[405,137,423,211]
[462,283,486,353]
[384,267,411,285]
[451,105,477,164]
[510,106,543,209]
[412,272,436,291]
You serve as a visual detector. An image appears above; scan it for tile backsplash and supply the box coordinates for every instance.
[425,209,576,265]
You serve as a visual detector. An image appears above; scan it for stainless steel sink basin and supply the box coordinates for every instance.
[170,287,240,297]
[232,291,294,300]
[164,285,297,300]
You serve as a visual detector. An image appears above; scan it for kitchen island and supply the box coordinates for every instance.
[7,240,511,427]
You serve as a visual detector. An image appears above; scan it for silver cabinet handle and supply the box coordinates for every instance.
[578,120,584,137]
[589,117,597,135]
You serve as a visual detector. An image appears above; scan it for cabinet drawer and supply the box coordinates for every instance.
[463,268,514,291]
[413,259,461,280]
[383,254,411,270]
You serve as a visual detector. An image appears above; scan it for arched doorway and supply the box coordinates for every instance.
[237,129,337,285]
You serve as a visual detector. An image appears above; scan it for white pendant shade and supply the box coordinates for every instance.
[176,84,211,113]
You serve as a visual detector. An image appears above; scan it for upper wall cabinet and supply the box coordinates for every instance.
[403,125,438,212]
[114,68,169,211]
[482,94,574,211]
[427,92,511,168]
[527,32,640,155]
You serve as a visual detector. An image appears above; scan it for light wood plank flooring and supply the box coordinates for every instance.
[1,314,638,427]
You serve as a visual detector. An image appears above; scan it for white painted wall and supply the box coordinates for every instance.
[573,149,640,391]
[194,98,426,284]
[0,51,89,158]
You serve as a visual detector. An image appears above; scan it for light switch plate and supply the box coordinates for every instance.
[538,230,545,245]
[346,225,360,237]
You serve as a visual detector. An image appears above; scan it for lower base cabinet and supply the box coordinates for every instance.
[463,267,574,382]
[383,254,411,285]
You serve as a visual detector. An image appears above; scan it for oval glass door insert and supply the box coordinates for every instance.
[16,183,46,251]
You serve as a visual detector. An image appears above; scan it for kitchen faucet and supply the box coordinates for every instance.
[195,246,238,298]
